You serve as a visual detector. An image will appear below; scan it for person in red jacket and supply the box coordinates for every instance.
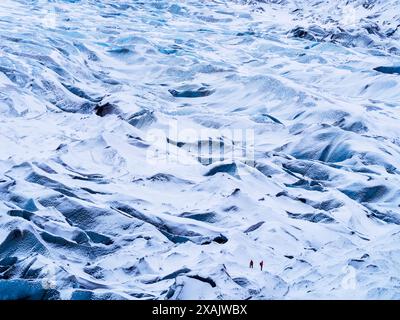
[249,260,254,269]
[260,260,264,271]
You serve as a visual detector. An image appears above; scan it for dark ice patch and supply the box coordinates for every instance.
[0,279,60,300]
[33,162,57,174]
[348,259,366,269]
[25,172,81,199]
[107,47,133,55]
[160,267,191,281]
[374,66,400,75]
[212,234,228,244]
[330,32,374,48]
[94,102,121,117]
[340,184,389,203]
[7,209,34,221]
[86,231,113,245]
[255,162,282,177]
[0,229,48,259]
[233,277,250,287]
[70,289,127,300]
[187,275,216,288]
[290,27,318,41]
[179,211,218,223]
[40,231,79,248]
[169,85,215,98]
[368,209,400,225]
[39,196,122,229]
[334,118,368,133]
[309,199,344,212]
[287,211,336,223]
[244,221,265,233]
[283,160,332,181]
[83,265,105,280]
[61,83,102,103]
[127,109,156,128]
[374,66,400,74]
[205,163,238,177]
[285,179,325,192]
[147,173,192,184]
[252,113,284,125]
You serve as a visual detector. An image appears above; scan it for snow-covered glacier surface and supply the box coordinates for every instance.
[1,0,400,300]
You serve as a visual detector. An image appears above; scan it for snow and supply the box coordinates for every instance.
[0,0,400,300]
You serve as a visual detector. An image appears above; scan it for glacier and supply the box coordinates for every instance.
[0,0,400,300]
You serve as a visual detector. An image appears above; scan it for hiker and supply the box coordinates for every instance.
[249,260,254,269]
[260,260,264,271]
